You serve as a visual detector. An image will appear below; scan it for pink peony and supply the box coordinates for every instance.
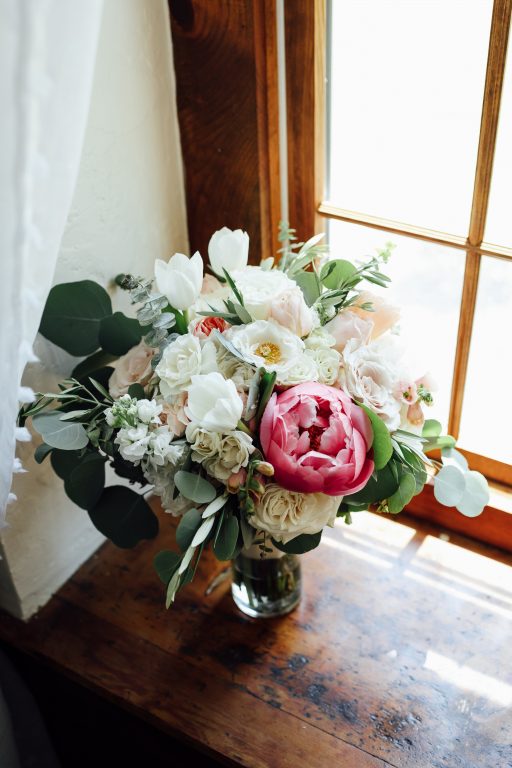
[260,382,374,496]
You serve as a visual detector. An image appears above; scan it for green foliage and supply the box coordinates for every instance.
[360,405,393,470]
[50,449,83,479]
[176,508,202,551]
[34,443,53,464]
[255,370,277,421]
[293,271,321,306]
[63,453,106,510]
[213,512,240,560]
[154,551,181,584]
[345,462,400,505]
[387,471,416,514]
[88,486,158,548]
[422,419,442,438]
[128,383,146,400]
[32,411,89,450]
[320,259,357,290]
[174,471,216,504]
[272,531,322,554]
[72,353,117,381]
[39,280,112,356]
[98,312,143,356]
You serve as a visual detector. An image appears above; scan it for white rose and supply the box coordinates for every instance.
[340,336,402,430]
[304,326,337,350]
[186,424,222,462]
[156,334,217,398]
[230,266,299,320]
[268,287,316,337]
[203,431,254,480]
[325,310,373,353]
[136,399,163,425]
[155,251,203,311]
[277,353,318,386]
[185,372,243,432]
[116,424,151,463]
[225,320,305,379]
[208,227,249,275]
[108,341,155,399]
[306,347,341,385]
[250,484,342,543]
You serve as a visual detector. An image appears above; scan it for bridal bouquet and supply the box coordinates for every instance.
[19,225,489,608]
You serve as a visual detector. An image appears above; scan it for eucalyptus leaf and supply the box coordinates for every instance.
[174,471,216,504]
[154,550,180,584]
[165,568,181,608]
[72,353,117,381]
[456,471,489,517]
[433,464,466,507]
[191,515,216,547]
[98,312,143,356]
[387,472,416,514]
[33,412,88,450]
[178,545,196,575]
[213,513,240,560]
[345,462,399,505]
[128,383,145,400]
[298,232,325,254]
[202,494,228,518]
[422,419,442,438]
[360,404,393,470]
[293,271,321,306]
[64,453,105,510]
[34,443,53,464]
[272,531,322,554]
[39,280,112,355]
[176,507,202,551]
[320,259,357,290]
[88,486,158,547]
[51,449,82,480]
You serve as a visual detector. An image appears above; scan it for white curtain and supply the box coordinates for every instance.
[0,0,104,525]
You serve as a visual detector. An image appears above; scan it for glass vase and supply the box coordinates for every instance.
[231,541,301,618]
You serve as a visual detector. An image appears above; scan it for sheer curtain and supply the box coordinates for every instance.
[0,0,104,525]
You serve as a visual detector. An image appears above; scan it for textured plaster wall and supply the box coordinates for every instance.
[1,0,187,619]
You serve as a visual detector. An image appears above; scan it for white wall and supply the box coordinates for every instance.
[0,0,187,619]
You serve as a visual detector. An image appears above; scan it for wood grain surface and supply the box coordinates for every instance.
[1,508,512,767]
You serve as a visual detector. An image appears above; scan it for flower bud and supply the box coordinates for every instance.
[255,461,274,477]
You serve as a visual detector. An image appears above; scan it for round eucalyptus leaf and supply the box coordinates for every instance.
[176,507,202,551]
[88,486,159,548]
[32,412,88,450]
[387,472,416,514]
[213,514,239,560]
[320,259,357,290]
[456,471,489,518]
[441,447,469,472]
[64,454,106,510]
[98,312,143,356]
[174,471,216,504]
[154,551,181,584]
[272,531,322,554]
[39,280,112,356]
[433,464,466,507]
[34,443,53,464]
[51,449,82,480]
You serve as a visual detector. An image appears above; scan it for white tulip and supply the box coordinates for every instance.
[208,227,249,275]
[185,372,243,432]
[155,251,203,310]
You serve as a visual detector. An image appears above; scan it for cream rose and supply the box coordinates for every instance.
[108,341,155,399]
[202,431,254,480]
[186,424,222,462]
[268,287,316,337]
[325,310,373,353]
[250,484,342,543]
[230,267,299,320]
[351,291,400,340]
[340,336,402,430]
[156,334,217,398]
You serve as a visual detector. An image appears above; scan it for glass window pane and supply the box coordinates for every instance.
[328,220,465,429]
[485,50,512,247]
[328,0,492,235]
[459,257,512,463]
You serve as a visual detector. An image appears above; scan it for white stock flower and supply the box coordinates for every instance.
[340,336,402,430]
[147,426,184,468]
[203,431,254,481]
[155,251,203,310]
[156,334,217,398]
[185,372,243,432]
[116,424,151,463]
[306,347,341,385]
[230,266,299,320]
[250,484,342,543]
[208,227,249,275]
[186,424,222,462]
[225,320,305,379]
[136,399,163,425]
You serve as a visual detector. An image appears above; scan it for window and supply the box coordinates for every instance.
[285,0,512,547]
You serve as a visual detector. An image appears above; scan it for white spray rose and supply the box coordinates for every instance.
[156,334,217,398]
[306,347,341,385]
[186,424,222,462]
[185,372,243,432]
[340,336,402,430]
[304,326,337,350]
[230,267,299,321]
[208,227,249,275]
[277,353,318,386]
[155,251,203,310]
[250,484,342,543]
[203,431,254,480]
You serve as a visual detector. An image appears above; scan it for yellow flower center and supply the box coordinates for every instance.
[255,342,282,364]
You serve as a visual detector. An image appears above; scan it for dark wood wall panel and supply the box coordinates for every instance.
[169,0,280,263]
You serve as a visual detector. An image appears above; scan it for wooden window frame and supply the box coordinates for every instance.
[285,0,512,549]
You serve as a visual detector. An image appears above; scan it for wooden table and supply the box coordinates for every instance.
[1,509,511,768]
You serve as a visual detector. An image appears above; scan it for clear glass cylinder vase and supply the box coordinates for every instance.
[231,541,301,618]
